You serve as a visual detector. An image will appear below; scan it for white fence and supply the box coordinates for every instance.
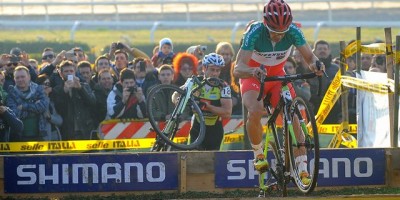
[0,0,398,22]
[0,0,399,42]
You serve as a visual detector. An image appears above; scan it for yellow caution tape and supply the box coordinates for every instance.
[396,51,400,64]
[315,71,342,126]
[221,124,357,145]
[344,41,387,58]
[0,137,189,152]
[318,124,357,135]
[222,133,245,144]
[341,76,395,94]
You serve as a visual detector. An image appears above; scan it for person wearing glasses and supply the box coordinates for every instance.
[35,74,63,141]
[233,0,325,184]
[41,48,56,66]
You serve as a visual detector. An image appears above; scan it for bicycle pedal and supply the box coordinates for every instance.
[258,189,266,198]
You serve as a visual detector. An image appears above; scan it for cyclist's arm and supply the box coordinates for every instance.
[205,98,232,119]
[233,49,257,79]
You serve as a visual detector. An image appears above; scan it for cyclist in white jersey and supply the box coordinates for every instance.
[233,0,325,184]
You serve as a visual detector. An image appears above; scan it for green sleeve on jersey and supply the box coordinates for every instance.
[241,22,264,51]
[288,24,306,47]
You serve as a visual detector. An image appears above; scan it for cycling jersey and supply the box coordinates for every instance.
[239,21,306,107]
[193,76,231,125]
[241,21,306,68]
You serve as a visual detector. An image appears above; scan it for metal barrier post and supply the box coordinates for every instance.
[356,27,361,73]
[394,35,400,147]
[384,27,395,147]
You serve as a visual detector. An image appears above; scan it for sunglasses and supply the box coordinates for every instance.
[43,82,51,87]
[7,63,18,67]
[265,23,289,35]
[42,54,54,60]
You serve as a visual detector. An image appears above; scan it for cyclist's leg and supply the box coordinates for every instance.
[189,120,204,150]
[270,82,310,182]
[202,121,224,150]
[241,78,268,171]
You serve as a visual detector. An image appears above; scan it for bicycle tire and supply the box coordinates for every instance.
[259,121,287,197]
[146,84,206,150]
[287,96,319,194]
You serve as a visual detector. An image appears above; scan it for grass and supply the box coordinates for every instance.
[2,27,400,56]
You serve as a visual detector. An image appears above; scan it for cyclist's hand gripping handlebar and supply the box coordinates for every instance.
[256,65,266,101]
[316,60,328,96]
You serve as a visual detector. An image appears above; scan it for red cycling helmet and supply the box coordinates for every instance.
[263,0,293,33]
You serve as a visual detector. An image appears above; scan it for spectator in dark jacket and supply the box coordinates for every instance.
[0,95,23,142]
[51,60,96,140]
[7,66,49,141]
[107,68,146,119]
[93,69,114,125]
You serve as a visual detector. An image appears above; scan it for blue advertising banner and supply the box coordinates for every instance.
[4,153,178,193]
[215,148,385,188]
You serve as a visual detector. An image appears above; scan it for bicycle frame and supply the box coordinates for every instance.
[163,76,201,134]
[257,70,321,196]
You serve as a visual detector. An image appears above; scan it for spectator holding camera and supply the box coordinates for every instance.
[107,42,150,79]
[40,49,79,87]
[3,48,37,91]
[186,44,207,61]
[151,38,175,68]
[52,60,96,140]
[107,68,146,119]
[131,57,158,96]
[108,41,149,61]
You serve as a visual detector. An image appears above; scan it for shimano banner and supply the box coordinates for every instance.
[215,149,385,188]
[4,153,178,193]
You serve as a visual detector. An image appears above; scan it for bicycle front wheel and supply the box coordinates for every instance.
[146,84,206,150]
[287,97,319,194]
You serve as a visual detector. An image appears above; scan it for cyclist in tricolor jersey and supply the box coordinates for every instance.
[233,0,325,185]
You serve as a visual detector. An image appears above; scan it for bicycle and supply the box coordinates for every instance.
[146,75,221,151]
[257,63,324,197]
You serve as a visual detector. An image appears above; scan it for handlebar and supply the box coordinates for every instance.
[256,60,327,101]
[191,76,223,92]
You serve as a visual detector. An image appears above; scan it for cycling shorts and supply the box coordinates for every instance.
[239,61,296,107]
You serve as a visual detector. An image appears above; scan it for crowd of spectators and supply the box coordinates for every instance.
[0,38,385,142]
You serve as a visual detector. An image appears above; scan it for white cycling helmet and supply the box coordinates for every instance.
[202,53,225,67]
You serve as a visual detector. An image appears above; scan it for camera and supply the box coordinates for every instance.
[116,42,124,50]
[128,86,137,93]
[65,50,76,59]
[139,61,146,72]
[200,45,207,52]
[10,55,20,63]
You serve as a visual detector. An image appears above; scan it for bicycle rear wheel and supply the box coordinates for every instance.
[287,97,319,194]
[147,84,206,150]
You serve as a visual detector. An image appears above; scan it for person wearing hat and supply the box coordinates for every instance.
[151,38,175,68]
